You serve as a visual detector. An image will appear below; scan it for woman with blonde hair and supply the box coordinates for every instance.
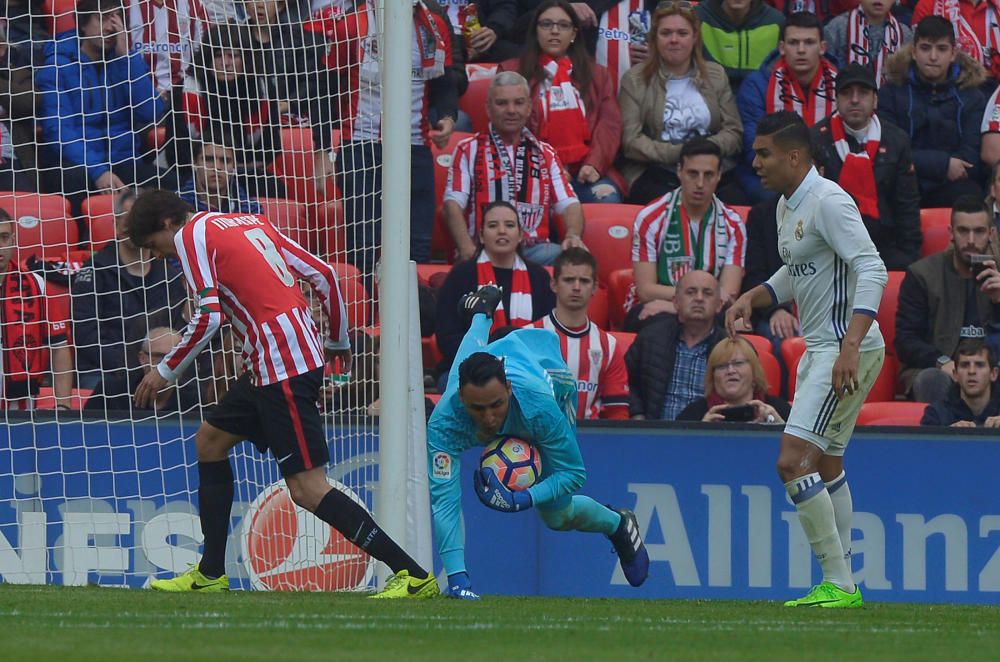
[676,335,789,422]
[618,1,744,204]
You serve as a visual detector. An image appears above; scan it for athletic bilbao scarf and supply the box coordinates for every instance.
[595,0,645,94]
[1,268,48,393]
[476,252,533,329]
[655,189,726,286]
[538,55,590,167]
[413,0,450,80]
[933,0,1000,70]
[471,127,549,242]
[766,57,837,126]
[846,8,903,85]
[830,113,881,220]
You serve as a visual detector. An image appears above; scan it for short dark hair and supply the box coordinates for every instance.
[951,194,991,224]
[954,339,997,367]
[678,137,722,167]
[125,190,193,248]
[77,0,123,30]
[914,15,955,45]
[780,11,823,41]
[0,208,12,226]
[553,246,597,280]
[458,352,507,390]
[756,111,813,159]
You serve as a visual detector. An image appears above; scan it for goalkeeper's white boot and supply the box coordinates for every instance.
[150,565,229,592]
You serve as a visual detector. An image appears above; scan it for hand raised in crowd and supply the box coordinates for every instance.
[749,399,784,424]
[769,308,799,339]
[467,27,497,55]
[947,157,973,181]
[570,3,598,27]
[629,42,649,66]
[560,233,587,253]
[108,12,130,58]
[638,298,675,320]
[429,116,456,150]
[975,259,1000,303]
[577,165,600,184]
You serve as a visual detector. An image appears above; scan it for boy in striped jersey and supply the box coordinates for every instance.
[127,190,436,598]
[533,248,629,419]
[727,112,888,608]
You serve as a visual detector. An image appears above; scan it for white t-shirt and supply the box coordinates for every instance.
[661,76,711,144]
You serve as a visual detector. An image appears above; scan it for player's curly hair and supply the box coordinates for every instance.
[458,352,507,390]
[124,190,194,249]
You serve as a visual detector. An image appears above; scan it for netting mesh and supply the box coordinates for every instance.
[0,0,386,590]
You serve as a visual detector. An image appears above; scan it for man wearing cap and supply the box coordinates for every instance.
[810,63,922,271]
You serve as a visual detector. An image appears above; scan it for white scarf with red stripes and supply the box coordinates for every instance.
[933,0,1000,70]
[595,0,645,94]
[476,252,533,329]
[766,57,838,127]
[846,8,903,85]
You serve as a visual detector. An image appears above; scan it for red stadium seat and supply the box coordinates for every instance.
[609,331,636,357]
[919,207,951,233]
[878,271,905,360]
[82,194,117,251]
[272,127,340,206]
[588,285,610,330]
[780,336,807,394]
[741,334,775,360]
[857,401,927,426]
[580,203,641,283]
[42,0,77,35]
[758,351,781,397]
[331,261,371,329]
[459,70,495,134]
[416,263,451,289]
[422,335,443,369]
[430,131,473,262]
[921,225,951,257]
[35,388,93,411]
[607,268,634,331]
[0,192,77,260]
[866,353,899,402]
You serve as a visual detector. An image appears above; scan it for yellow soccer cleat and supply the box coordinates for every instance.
[150,565,230,592]
[783,581,863,608]
[368,570,440,599]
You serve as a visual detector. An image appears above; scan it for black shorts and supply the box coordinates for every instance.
[205,367,328,478]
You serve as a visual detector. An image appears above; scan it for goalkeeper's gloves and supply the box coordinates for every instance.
[446,572,480,600]
[474,467,532,512]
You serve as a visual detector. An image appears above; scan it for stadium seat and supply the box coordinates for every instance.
[741,334,775,360]
[429,131,473,262]
[780,336,806,394]
[42,0,77,35]
[35,387,93,411]
[758,351,781,397]
[921,225,951,257]
[416,263,451,289]
[857,401,927,426]
[607,268,634,331]
[82,194,116,251]
[588,285,610,329]
[609,331,636,357]
[580,203,641,283]
[272,127,340,206]
[459,70,495,134]
[866,353,899,402]
[878,271,906,360]
[422,335,443,369]
[919,207,951,233]
[331,261,371,329]
[0,192,77,261]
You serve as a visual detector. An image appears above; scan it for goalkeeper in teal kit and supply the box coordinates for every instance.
[427,286,649,599]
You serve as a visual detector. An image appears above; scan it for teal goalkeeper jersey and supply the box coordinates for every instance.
[427,327,588,577]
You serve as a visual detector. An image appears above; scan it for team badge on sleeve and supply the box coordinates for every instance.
[432,452,452,480]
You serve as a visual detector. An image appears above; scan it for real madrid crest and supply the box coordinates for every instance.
[794,219,804,241]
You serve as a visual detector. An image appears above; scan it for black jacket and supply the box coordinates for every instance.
[920,384,1000,426]
[85,367,203,419]
[624,314,727,419]
[810,116,922,270]
[676,393,791,422]
[741,197,793,327]
[71,245,188,378]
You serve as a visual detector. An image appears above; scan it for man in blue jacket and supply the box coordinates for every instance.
[35,0,167,212]
[921,340,1000,427]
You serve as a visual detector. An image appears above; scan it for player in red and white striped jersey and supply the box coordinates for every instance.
[533,248,629,420]
[126,190,437,598]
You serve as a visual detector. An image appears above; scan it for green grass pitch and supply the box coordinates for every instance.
[1,585,998,661]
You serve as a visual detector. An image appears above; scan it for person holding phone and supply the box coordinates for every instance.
[676,335,790,422]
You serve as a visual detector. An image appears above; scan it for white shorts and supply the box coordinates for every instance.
[785,347,885,456]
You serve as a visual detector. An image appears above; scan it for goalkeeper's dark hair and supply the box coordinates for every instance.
[77,0,124,30]
[125,190,194,248]
[756,111,813,160]
[458,352,507,390]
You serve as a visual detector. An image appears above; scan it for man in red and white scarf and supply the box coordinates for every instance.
[824,0,911,87]
[809,63,922,270]
[444,71,587,266]
[127,0,205,94]
[913,0,1000,79]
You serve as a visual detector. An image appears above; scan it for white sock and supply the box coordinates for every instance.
[785,473,855,593]
[827,471,853,562]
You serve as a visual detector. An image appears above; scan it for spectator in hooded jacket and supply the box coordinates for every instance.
[695,0,784,92]
[878,15,987,207]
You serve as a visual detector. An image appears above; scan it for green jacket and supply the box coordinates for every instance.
[695,0,784,92]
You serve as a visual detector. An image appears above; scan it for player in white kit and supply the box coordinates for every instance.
[727,112,887,608]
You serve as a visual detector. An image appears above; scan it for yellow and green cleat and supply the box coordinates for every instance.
[784,581,863,608]
[150,565,229,592]
[369,570,440,599]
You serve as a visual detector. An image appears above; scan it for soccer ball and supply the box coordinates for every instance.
[480,437,542,491]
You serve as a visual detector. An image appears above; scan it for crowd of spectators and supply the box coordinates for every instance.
[3,0,1000,428]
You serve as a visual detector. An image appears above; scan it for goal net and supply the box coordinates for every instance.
[0,0,413,590]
